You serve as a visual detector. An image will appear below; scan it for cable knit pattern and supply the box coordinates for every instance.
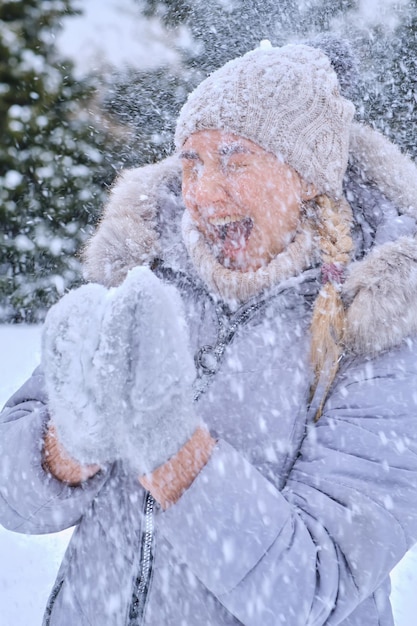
[175,44,355,198]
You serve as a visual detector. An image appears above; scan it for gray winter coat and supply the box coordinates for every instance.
[2,122,417,626]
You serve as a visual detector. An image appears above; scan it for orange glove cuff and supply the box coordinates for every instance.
[139,426,216,510]
[43,423,101,486]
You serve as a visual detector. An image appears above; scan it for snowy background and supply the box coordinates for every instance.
[2,0,417,623]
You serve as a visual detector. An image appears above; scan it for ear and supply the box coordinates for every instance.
[300,179,318,201]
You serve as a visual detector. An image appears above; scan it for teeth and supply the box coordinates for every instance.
[209,215,242,226]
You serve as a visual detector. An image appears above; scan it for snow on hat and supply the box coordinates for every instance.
[175,41,355,198]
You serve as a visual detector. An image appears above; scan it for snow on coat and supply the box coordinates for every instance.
[1,123,417,625]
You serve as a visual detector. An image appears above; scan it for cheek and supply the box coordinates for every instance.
[181,184,208,234]
[228,183,259,213]
[182,180,196,210]
[183,199,200,226]
[235,173,259,194]
[274,207,301,240]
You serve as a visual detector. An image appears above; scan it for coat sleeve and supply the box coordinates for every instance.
[158,339,417,625]
[0,368,110,534]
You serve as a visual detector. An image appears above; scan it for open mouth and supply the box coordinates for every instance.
[210,216,254,246]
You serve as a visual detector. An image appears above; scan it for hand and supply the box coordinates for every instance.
[42,267,200,472]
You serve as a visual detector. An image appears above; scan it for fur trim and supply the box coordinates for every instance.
[83,156,182,287]
[343,236,417,355]
[83,125,417,356]
[349,122,417,218]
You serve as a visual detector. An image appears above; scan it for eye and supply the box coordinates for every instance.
[224,158,249,173]
[181,159,200,181]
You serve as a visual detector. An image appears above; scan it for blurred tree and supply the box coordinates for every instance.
[101,65,197,167]
[0,0,120,322]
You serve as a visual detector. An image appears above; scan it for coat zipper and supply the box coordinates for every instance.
[125,278,315,622]
[128,491,155,625]
[43,579,64,625]
[126,297,237,624]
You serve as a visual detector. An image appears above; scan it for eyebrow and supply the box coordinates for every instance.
[218,143,254,157]
[179,150,200,160]
[179,143,254,160]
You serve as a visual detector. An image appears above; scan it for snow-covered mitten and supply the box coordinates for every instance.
[41,283,118,465]
[42,266,200,472]
[94,266,200,474]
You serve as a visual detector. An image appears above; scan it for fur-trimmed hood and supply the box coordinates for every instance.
[83,122,417,356]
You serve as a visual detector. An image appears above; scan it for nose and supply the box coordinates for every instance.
[193,166,228,207]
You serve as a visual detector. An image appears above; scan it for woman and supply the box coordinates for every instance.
[2,41,417,625]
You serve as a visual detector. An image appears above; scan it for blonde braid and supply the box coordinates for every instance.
[309,194,354,420]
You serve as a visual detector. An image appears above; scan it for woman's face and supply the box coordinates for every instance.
[180,130,315,272]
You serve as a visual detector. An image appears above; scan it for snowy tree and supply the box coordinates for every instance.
[0,0,118,322]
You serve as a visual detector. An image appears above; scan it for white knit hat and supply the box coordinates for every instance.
[175,42,355,198]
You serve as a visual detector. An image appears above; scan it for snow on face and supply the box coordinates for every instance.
[180,130,315,272]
